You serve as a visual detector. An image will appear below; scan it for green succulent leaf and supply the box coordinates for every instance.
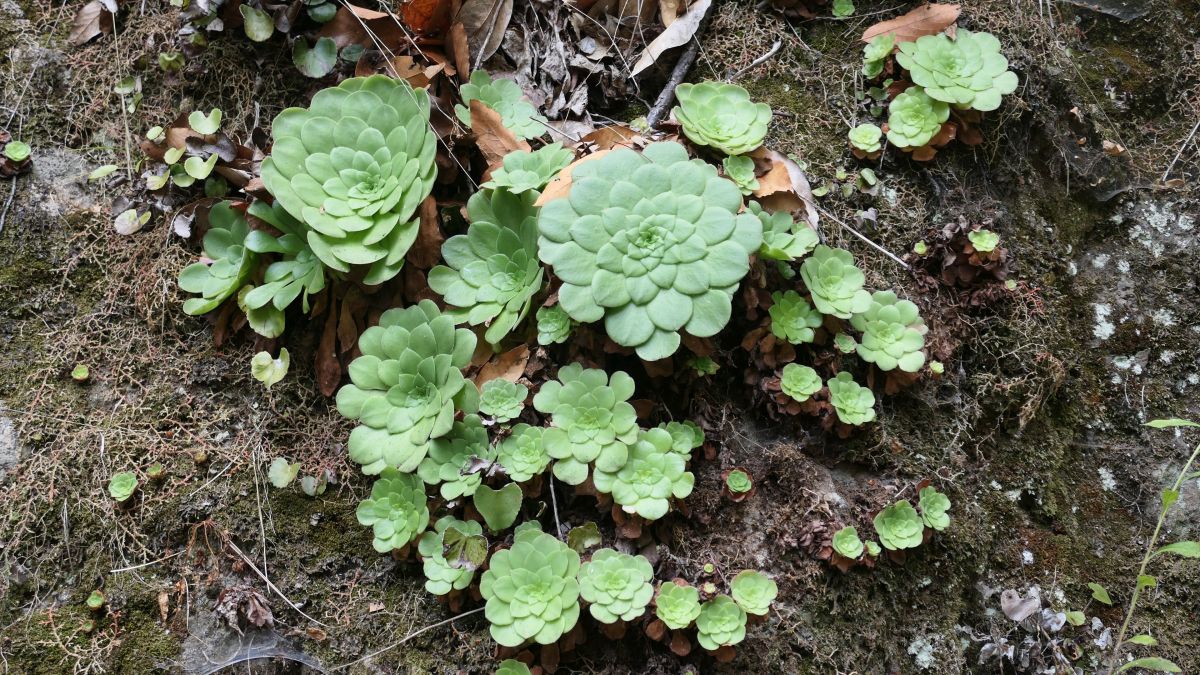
[673,81,771,155]
[722,155,759,195]
[441,524,489,571]
[178,201,257,316]
[108,471,138,501]
[480,530,581,646]
[188,108,222,135]
[495,659,533,675]
[496,423,550,482]
[537,142,763,359]
[4,141,31,162]
[429,188,544,345]
[769,290,822,343]
[292,37,338,78]
[827,372,876,425]
[918,486,951,531]
[355,469,429,552]
[885,87,950,148]
[968,229,1000,252]
[416,414,492,500]
[862,33,895,78]
[577,548,655,624]
[849,123,883,153]
[873,499,924,550]
[832,526,864,559]
[696,595,748,650]
[730,570,777,616]
[654,581,702,629]
[536,305,572,345]
[834,332,857,354]
[251,348,290,390]
[800,245,871,319]
[592,427,694,520]
[750,202,818,262]
[479,379,529,423]
[237,285,285,338]
[895,30,1018,112]
[482,144,574,194]
[849,290,927,372]
[418,516,484,595]
[267,456,300,488]
[473,482,523,532]
[242,200,328,315]
[336,300,479,474]
[657,420,705,458]
[455,71,548,140]
[725,469,752,494]
[780,363,822,403]
[261,76,438,284]
[533,363,640,485]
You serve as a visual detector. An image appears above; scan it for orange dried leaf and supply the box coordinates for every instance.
[861,3,960,44]
[535,150,611,206]
[400,0,453,35]
[405,196,444,268]
[469,99,530,166]
[474,344,530,386]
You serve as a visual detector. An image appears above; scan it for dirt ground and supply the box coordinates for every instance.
[2,0,1199,673]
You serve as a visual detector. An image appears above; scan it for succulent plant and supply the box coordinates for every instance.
[416,414,492,500]
[355,469,430,552]
[535,305,572,345]
[696,595,748,650]
[178,201,256,316]
[722,155,759,195]
[537,141,763,359]
[336,300,479,474]
[827,371,876,425]
[833,332,858,354]
[725,469,753,494]
[592,427,695,520]
[800,245,872,319]
[496,423,550,482]
[673,82,771,155]
[495,660,532,675]
[885,87,950,149]
[861,33,895,78]
[532,363,639,485]
[895,30,1018,112]
[769,290,822,344]
[251,349,290,390]
[730,570,777,616]
[455,71,548,140]
[968,229,1000,252]
[749,202,818,262]
[577,549,655,623]
[779,364,821,403]
[479,379,528,423]
[480,528,581,647]
[108,471,138,502]
[4,141,31,162]
[260,75,437,284]
[832,526,864,559]
[918,486,951,531]
[848,123,884,154]
[849,291,928,373]
[482,144,574,194]
[865,540,881,557]
[418,516,484,595]
[873,499,925,550]
[241,199,327,317]
[429,189,544,345]
[658,420,704,458]
[654,581,702,629]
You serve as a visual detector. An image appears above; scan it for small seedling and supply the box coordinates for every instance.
[71,364,90,383]
[146,462,166,482]
[722,468,755,502]
[86,590,105,612]
[107,472,138,503]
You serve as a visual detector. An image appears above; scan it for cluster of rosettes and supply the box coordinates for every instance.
[832,486,952,562]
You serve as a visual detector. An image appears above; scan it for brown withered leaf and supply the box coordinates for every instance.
[669,630,692,657]
[405,197,444,268]
[316,298,343,396]
[475,344,530,386]
[470,99,531,165]
[658,0,683,26]
[318,5,407,51]
[861,4,959,44]
[580,125,641,150]
[750,147,819,229]
[631,0,712,76]
[454,0,513,66]
[447,23,471,80]
[400,0,453,35]
[69,0,114,46]
[535,150,611,206]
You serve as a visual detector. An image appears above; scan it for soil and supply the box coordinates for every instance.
[1,0,1199,674]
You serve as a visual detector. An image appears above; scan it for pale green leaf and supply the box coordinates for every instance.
[1126,634,1159,646]
[1088,582,1112,605]
[88,164,118,180]
[1154,541,1200,559]
[239,5,274,42]
[1115,657,1181,673]
[250,349,289,390]
[442,525,488,571]
[472,483,522,532]
[1137,574,1157,590]
[1065,610,1085,626]
[1144,418,1199,429]
[293,37,338,78]
[566,521,601,554]
[267,457,300,488]
[188,108,222,135]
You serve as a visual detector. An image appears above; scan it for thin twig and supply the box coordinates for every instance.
[549,474,562,539]
[110,550,184,574]
[332,607,485,671]
[647,37,702,129]
[1161,116,1200,182]
[223,537,329,627]
[799,193,911,270]
[726,39,782,82]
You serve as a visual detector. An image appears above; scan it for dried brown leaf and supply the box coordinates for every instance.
[318,5,407,50]
[455,0,513,66]
[68,0,112,46]
[405,196,444,268]
[535,150,611,206]
[316,300,342,396]
[475,344,530,386]
[470,99,530,165]
[400,0,453,35]
[447,22,471,79]
[861,4,960,44]
[750,147,819,229]
[631,0,712,75]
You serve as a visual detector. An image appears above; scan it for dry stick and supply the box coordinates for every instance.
[332,607,486,671]
[222,536,329,628]
[726,39,782,82]
[798,193,911,271]
[1161,116,1200,182]
[646,36,702,129]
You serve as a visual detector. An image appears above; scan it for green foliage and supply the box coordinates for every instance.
[533,363,639,485]
[71,364,89,382]
[750,202,818,262]
[655,581,702,629]
[108,471,138,502]
[482,144,574,194]
[968,228,1000,252]
[895,30,1018,112]
[336,300,479,474]
[480,528,581,646]
[86,590,106,611]
[473,483,523,532]
[827,371,876,425]
[918,486,951,530]
[833,332,857,354]
[495,660,532,675]
[832,0,854,17]
[873,499,924,551]
[848,123,883,153]
[188,108,222,135]
[769,290,822,343]
[780,363,822,403]
[267,457,299,488]
[885,87,950,148]
[261,75,437,284]
[429,189,544,345]
[577,549,655,623]
[239,4,273,41]
[455,71,548,140]
[242,199,327,318]
[250,349,290,390]
[673,82,771,155]
[535,305,572,345]
[537,142,763,359]
[861,33,895,78]
[722,155,759,195]
[592,427,695,520]
[292,37,338,78]
[832,526,864,559]
[178,202,256,316]
[3,140,31,162]
[659,420,704,458]
[800,245,871,319]
[479,379,528,423]
[725,469,752,494]
[355,469,429,552]
[849,290,927,372]
[418,516,484,595]
[496,424,550,482]
[416,414,492,500]
[730,570,777,616]
[696,595,747,650]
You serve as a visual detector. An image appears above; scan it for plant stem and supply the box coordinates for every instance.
[1106,439,1200,673]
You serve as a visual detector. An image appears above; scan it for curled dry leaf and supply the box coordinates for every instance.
[447,23,471,78]
[631,0,713,76]
[474,344,530,386]
[469,99,531,165]
[749,147,819,229]
[454,0,513,67]
[317,4,407,51]
[400,0,453,35]
[861,3,960,44]
[404,196,444,269]
[68,0,114,47]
